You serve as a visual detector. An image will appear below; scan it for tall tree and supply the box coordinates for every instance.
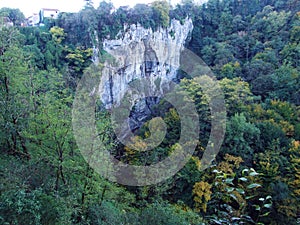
[152,0,170,28]
[0,8,25,26]
[0,25,31,158]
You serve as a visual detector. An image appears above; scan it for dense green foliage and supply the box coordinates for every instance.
[0,0,300,224]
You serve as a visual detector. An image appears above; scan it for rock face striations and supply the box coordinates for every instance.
[98,18,193,130]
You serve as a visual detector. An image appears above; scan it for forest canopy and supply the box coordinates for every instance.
[0,0,300,224]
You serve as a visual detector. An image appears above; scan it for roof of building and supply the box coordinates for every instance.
[26,13,38,19]
[41,8,60,12]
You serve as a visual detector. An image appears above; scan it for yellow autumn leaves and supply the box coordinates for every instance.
[192,181,212,213]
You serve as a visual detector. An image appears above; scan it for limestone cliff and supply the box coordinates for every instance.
[99,18,193,105]
[98,18,193,129]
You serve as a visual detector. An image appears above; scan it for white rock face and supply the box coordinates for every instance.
[98,18,194,109]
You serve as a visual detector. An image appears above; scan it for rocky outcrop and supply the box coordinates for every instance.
[98,18,193,129]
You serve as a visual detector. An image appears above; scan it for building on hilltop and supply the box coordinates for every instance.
[27,13,40,26]
[40,8,60,23]
[25,8,60,27]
